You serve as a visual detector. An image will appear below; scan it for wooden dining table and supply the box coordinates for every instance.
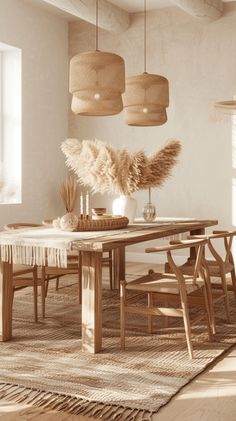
[0,218,217,353]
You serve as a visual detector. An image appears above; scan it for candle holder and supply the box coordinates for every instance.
[142,188,157,222]
[86,191,90,219]
[79,191,91,220]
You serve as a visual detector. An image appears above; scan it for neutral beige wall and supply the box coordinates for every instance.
[0,0,68,226]
[68,5,236,219]
[68,3,236,256]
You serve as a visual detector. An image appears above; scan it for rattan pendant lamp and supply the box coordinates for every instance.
[70,0,125,116]
[215,97,236,114]
[123,0,169,126]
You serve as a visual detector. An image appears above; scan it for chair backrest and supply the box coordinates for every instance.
[189,230,236,267]
[146,239,208,286]
[210,231,236,266]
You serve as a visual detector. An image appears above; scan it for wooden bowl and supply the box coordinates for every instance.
[92,207,106,216]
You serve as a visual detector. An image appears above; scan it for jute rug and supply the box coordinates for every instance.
[0,274,236,421]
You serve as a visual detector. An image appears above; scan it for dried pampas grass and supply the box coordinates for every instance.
[60,176,78,212]
[61,138,181,195]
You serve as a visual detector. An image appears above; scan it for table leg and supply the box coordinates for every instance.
[0,262,13,341]
[81,251,102,353]
[188,228,205,261]
[113,247,125,290]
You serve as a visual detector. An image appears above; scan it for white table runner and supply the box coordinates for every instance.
[0,219,195,268]
[0,227,133,268]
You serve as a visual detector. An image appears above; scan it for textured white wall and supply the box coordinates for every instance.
[69,3,235,217]
[68,3,236,258]
[0,0,68,226]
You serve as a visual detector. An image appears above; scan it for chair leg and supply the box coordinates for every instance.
[179,292,193,359]
[45,276,49,297]
[147,292,153,333]
[182,308,193,359]
[202,286,213,342]
[164,298,169,328]
[109,250,113,290]
[120,281,126,350]
[55,277,59,291]
[78,251,82,304]
[221,271,231,323]
[230,268,236,301]
[33,267,38,323]
[41,267,46,318]
[202,267,216,335]
[12,288,15,308]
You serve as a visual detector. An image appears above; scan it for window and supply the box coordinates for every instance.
[0,42,21,204]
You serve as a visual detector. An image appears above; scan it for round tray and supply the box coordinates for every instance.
[76,216,129,231]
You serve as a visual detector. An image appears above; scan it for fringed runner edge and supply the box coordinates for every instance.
[0,382,153,421]
[0,245,68,268]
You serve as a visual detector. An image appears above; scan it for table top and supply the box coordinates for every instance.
[72,218,218,251]
[0,219,218,268]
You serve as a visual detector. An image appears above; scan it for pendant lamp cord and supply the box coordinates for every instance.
[144,0,147,73]
[96,0,99,51]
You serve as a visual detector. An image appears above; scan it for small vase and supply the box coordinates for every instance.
[112,195,137,224]
[142,188,157,222]
[60,212,78,231]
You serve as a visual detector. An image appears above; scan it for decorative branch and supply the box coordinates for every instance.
[60,176,78,213]
[61,138,181,195]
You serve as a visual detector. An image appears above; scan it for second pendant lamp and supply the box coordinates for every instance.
[69,0,125,116]
[123,0,169,126]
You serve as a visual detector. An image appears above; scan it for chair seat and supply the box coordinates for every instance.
[39,263,79,277]
[13,278,35,289]
[179,260,234,277]
[13,264,35,275]
[206,260,234,275]
[126,272,204,295]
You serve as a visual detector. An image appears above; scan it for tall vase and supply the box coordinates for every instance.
[112,195,137,224]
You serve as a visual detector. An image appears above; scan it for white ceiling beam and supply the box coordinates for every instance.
[170,0,223,20]
[41,0,130,33]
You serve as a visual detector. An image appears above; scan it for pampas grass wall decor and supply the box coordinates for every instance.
[61,138,181,196]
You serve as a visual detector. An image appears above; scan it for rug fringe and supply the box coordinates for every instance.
[0,382,153,420]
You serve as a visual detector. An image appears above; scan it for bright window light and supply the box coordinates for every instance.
[0,42,21,204]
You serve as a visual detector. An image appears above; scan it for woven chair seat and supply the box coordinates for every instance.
[206,260,234,275]
[180,260,233,276]
[126,273,204,295]
[12,264,36,275]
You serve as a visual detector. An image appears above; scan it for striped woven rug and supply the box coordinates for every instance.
[0,275,236,421]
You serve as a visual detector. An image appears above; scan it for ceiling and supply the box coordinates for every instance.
[109,0,235,12]
[23,0,173,21]
[109,0,172,12]
[24,0,236,20]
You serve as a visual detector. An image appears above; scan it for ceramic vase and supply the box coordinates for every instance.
[112,195,137,224]
[60,213,78,231]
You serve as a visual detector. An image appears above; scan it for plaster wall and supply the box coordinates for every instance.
[0,0,68,226]
[69,3,236,256]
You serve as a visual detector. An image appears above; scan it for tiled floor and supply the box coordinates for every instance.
[0,262,236,420]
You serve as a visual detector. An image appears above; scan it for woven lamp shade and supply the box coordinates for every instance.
[123,73,169,126]
[70,51,125,116]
